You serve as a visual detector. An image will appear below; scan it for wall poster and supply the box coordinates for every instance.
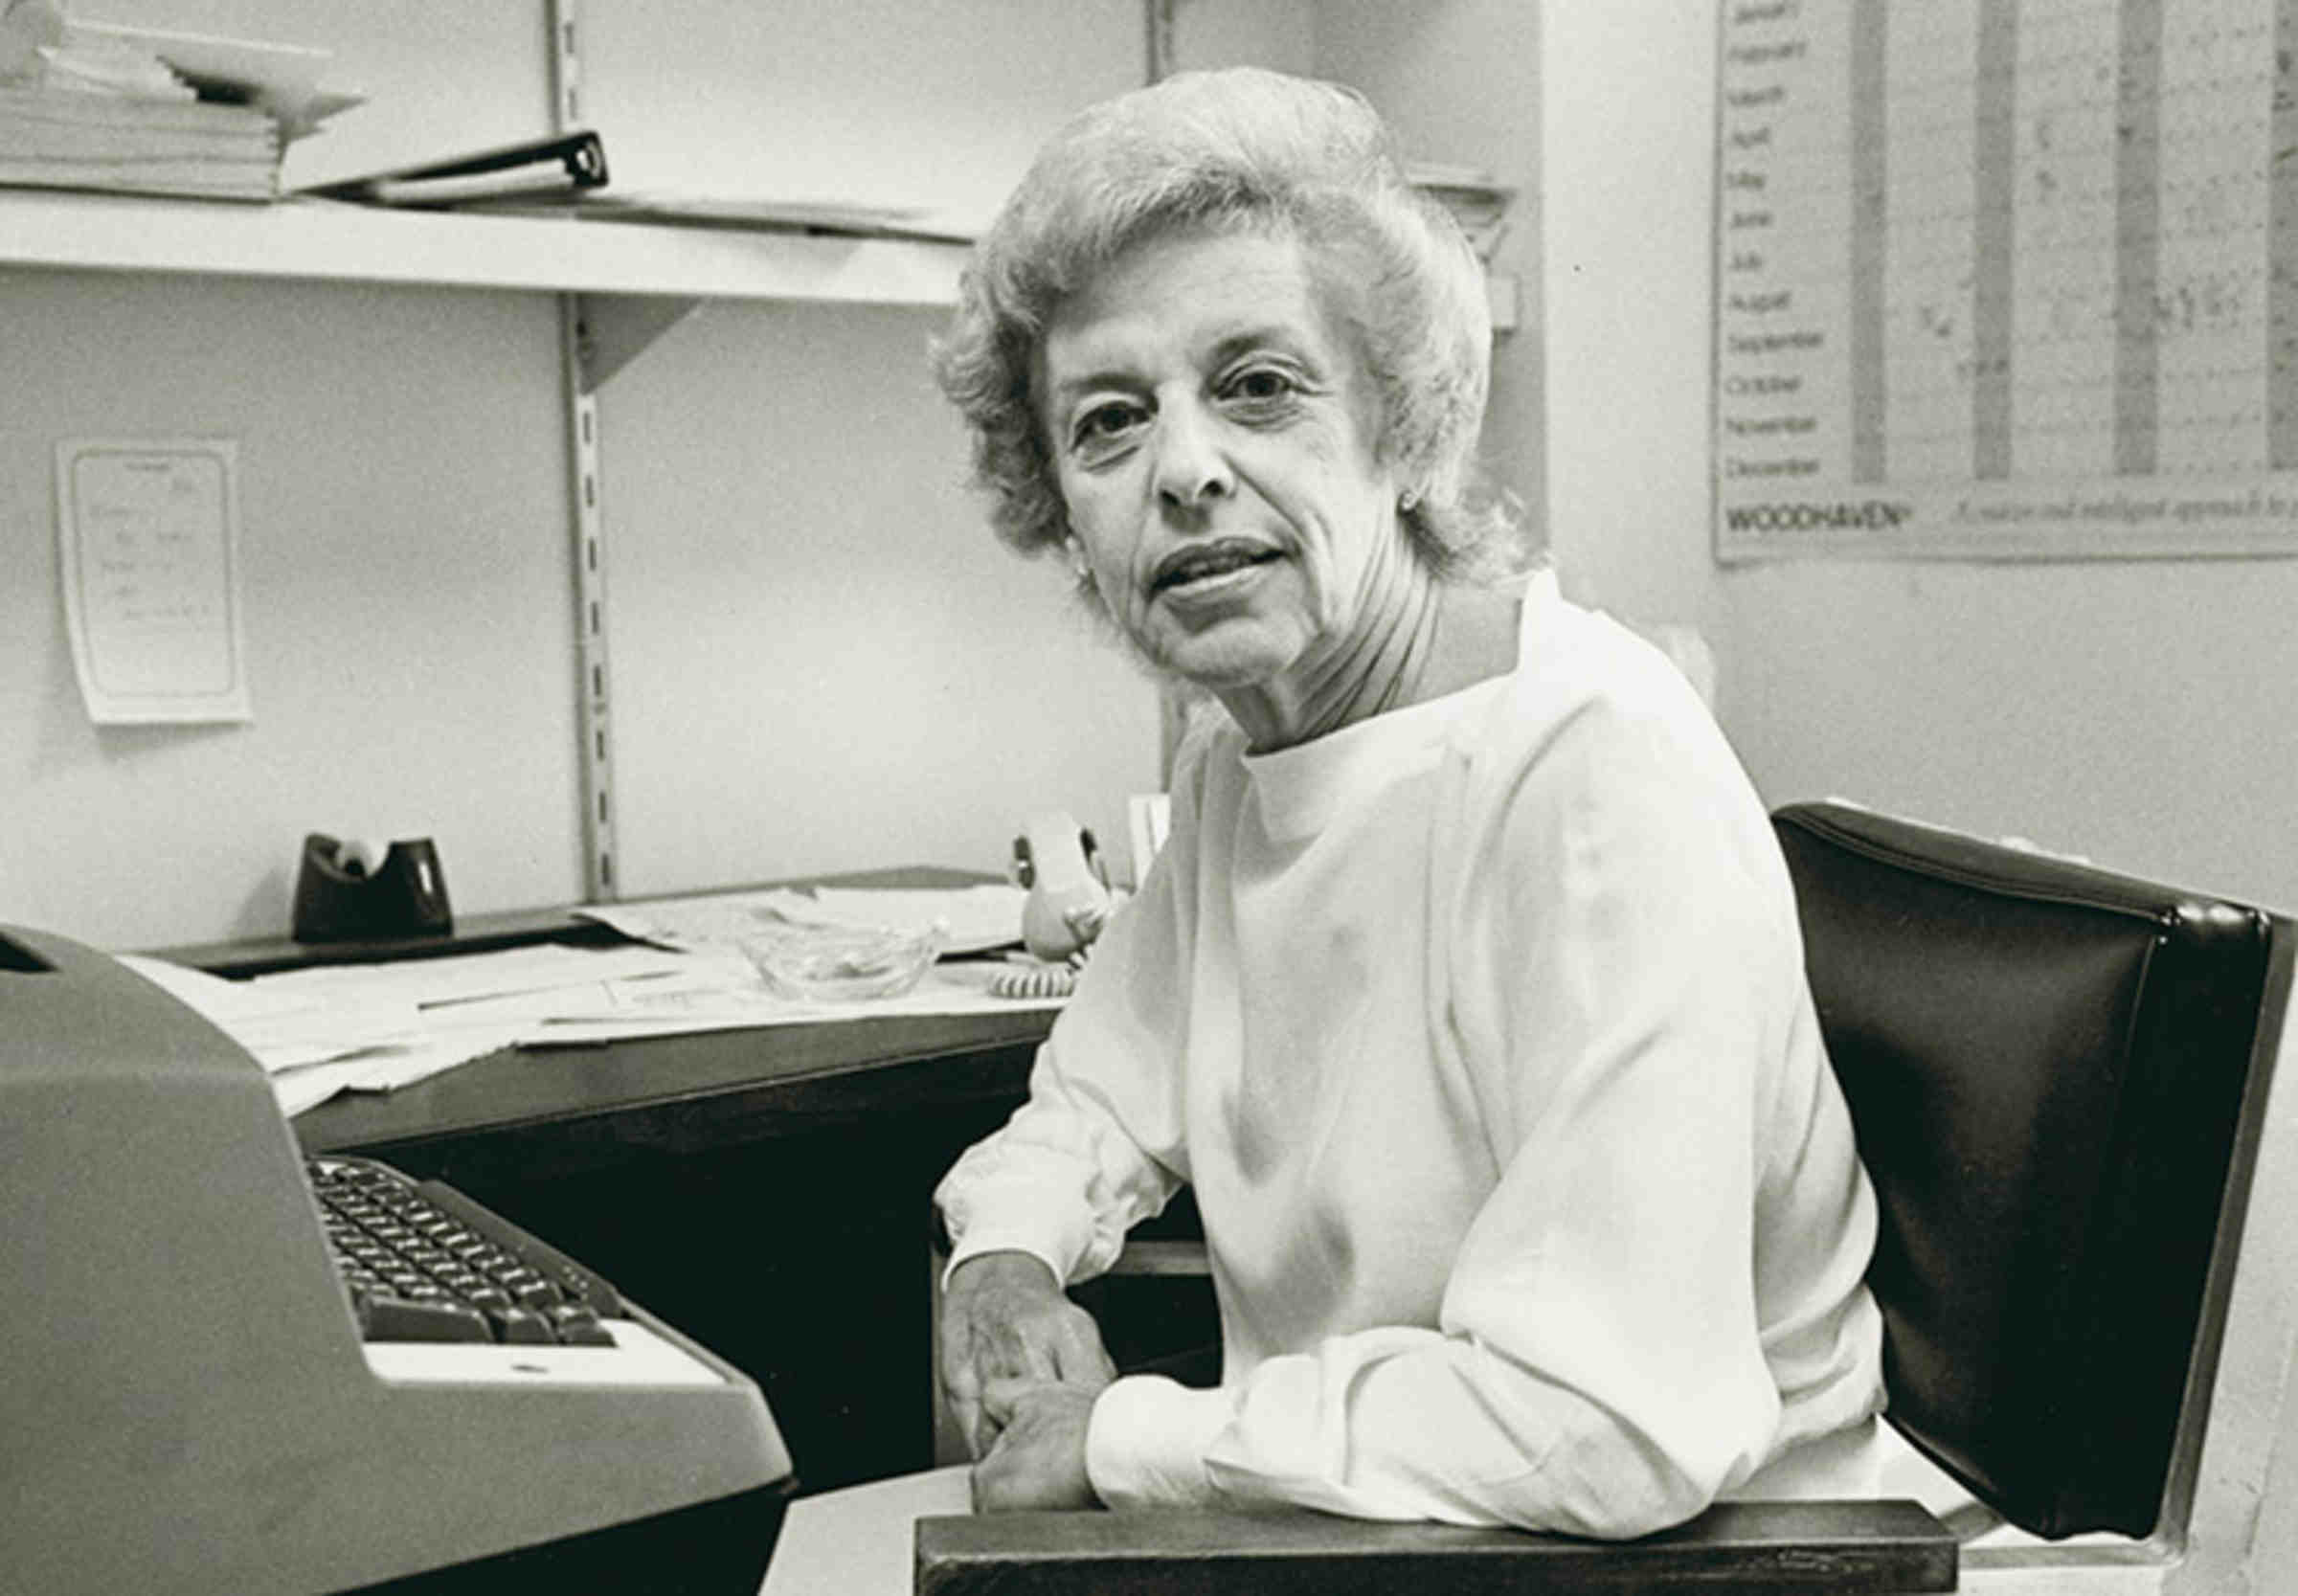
[1713,0,2298,561]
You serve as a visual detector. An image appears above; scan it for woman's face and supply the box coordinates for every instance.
[1035,226,1406,695]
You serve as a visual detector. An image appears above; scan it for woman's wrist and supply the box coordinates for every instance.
[946,1243,1066,1296]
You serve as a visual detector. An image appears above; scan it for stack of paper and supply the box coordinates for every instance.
[119,887,1062,1117]
[119,942,707,1115]
[0,11,358,201]
[118,954,431,1116]
[0,85,279,198]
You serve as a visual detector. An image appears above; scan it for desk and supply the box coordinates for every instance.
[293,980,1052,1180]
[173,879,1056,1496]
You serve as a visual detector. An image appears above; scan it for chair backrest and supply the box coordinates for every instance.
[1771,802,2289,1543]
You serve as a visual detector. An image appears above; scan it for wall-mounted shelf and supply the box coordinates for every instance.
[0,189,969,307]
[0,187,1519,330]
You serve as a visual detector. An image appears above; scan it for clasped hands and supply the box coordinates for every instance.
[940,1249,1115,1512]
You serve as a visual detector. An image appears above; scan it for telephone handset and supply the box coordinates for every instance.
[1011,811,1113,962]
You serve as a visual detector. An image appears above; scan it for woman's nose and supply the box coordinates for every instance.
[1153,404,1233,510]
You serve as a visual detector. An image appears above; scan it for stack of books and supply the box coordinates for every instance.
[0,84,280,200]
[0,13,356,203]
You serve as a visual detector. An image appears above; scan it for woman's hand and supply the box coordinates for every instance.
[940,1250,1115,1459]
[972,1379,1101,1511]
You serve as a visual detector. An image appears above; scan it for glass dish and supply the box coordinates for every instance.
[739,921,945,1002]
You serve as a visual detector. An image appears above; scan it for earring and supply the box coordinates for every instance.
[1399,489,1421,514]
[1064,537,1092,581]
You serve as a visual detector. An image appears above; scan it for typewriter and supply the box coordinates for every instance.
[0,923,792,1595]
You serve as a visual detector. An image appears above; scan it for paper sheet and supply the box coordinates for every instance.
[269,1055,394,1117]
[247,941,701,1010]
[124,943,692,1114]
[117,954,422,1071]
[525,955,1066,1046]
[118,953,487,1115]
[56,438,252,725]
[759,1464,974,1596]
[580,884,1028,957]
[126,934,1067,1117]
[243,943,708,1109]
[59,18,366,136]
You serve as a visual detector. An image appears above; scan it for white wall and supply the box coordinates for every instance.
[1,272,585,948]
[1543,0,2298,916]
[1538,2,1719,631]
[593,300,1160,897]
[1313,0,1544,551]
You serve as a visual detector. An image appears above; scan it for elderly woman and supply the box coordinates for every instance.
[930,67,1885,1539]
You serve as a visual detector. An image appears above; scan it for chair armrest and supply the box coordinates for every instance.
[914,1497,1955,1594]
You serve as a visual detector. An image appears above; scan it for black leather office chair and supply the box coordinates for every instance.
[917,801,2290,1593]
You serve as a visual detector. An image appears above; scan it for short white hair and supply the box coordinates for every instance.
[934,66,1521,584]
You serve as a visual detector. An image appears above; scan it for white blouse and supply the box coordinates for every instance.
[935,573,1886,1538]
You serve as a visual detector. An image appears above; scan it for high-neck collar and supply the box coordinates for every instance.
[1215,557,1534,753]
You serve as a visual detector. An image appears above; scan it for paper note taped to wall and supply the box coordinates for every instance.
[56,438,253,725]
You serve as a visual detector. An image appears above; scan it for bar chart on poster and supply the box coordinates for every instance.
[1712,0,2298,561]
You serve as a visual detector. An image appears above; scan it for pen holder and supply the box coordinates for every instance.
[291,833,454,943]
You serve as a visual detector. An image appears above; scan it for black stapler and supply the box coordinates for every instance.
[291,834,454,943]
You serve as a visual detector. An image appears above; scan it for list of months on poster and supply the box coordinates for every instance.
[1713,0,2298,560]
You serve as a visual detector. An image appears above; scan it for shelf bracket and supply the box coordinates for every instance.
[550,0,584,130]
[561,294,619,902]
[571,292,704,393]
[550,0,620,901]
[555,288,703,904]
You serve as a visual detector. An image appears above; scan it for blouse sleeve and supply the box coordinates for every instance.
[1086,694,1849,1538]
[934,759,1207,1288]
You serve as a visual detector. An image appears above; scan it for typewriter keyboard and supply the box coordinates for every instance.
[309,1155,622,1346]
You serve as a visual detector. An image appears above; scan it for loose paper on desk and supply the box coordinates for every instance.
[126,922,1062,1118]
[121,942,703,1116]
[246,942,705,1104]
[116,954,428,1116]
[580,883,1028,956]
[56,438,252,725]
[524,955,1066,1047]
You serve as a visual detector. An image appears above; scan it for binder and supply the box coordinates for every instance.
[304,128,606,209]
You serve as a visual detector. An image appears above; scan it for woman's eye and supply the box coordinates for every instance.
[1224,366,1298,407]
[1072,402,1144,450]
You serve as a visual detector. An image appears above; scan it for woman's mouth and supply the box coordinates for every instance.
[1151,541,1284,595]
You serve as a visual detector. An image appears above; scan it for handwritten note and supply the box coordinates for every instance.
[56,438,252,724]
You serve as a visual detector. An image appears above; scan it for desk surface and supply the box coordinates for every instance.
[161,871,1054,1178]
